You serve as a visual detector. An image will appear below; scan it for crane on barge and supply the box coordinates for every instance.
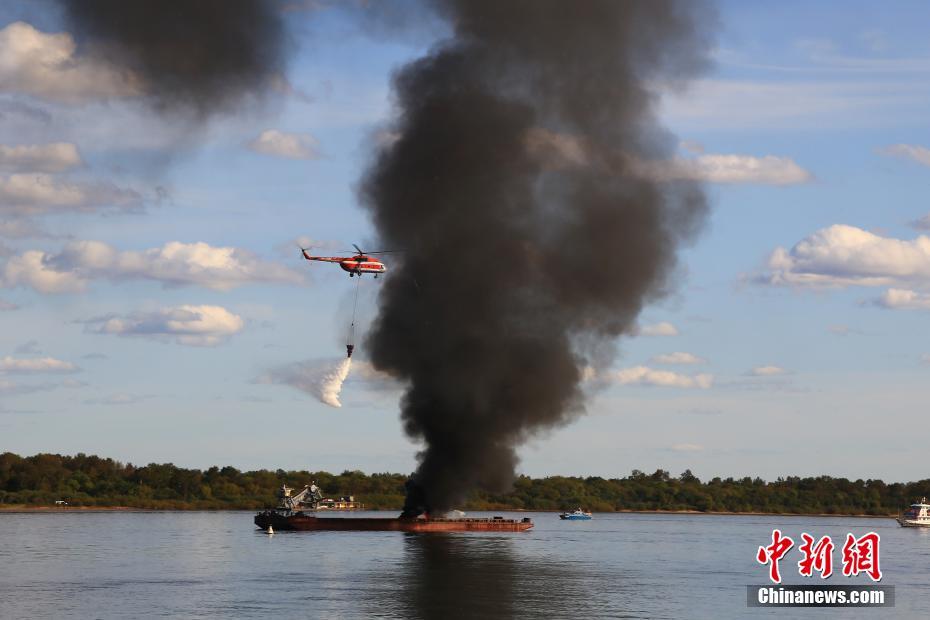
[276,482,323,512]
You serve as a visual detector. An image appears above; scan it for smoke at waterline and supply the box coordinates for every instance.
[361,0,716,515]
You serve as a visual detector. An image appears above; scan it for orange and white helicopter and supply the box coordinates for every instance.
[301,244,392,278]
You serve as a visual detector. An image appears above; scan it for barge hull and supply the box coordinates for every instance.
[255,512,533,532]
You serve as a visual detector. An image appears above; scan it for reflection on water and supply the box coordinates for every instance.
[365,532,618,619]
[381,535,518,618]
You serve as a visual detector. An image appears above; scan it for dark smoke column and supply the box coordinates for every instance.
[362,0,715,516]
[57,0,287,116]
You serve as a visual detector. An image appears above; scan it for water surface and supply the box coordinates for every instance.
[0,511,924,618]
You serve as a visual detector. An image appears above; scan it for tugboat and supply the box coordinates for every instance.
[559,508,593,520]
[897,497,930,527]
[254,482,533,532]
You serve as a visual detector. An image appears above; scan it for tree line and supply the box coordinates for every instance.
[1,452,926,514]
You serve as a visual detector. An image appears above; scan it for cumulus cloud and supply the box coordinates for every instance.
[670,443,704,452]
[524,127,812,185]
[82,305,244,346]
[880,144,930,167]
[749,365,787,376]
[761,224,930,288]
[610,366,713,389]
[1,250,86,293]
[679,140,705,154]
[652,351,706,365]
[524,127,589,168]
[0,22,139,103]
[872,288,930,310]
[635,321,679,337]
[1,240,304,293]
[0,174,141,216]
[0,355,79,374]
[0,143,82,173]
[248,129,319,160]
[637,154,812,185]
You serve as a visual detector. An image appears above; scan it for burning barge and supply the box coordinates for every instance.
[254,483,533,532]
[254,511,533,532]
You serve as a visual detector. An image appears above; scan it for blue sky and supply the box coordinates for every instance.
[2,1,930,481]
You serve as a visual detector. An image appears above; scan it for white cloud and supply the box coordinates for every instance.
[749,365,787,376]
[671,443,704,452]
[1,250,85,293]
[83,305,245,347]
[661,78,930,131]
[872,288,930,310]
[0,22,139,103]
[611,366,713,389]
[635,321,679,337]
[0,355,79,374]
[0,143,82,173]
[0,174,141,216]
[524,127,811,185]
[679,140,705,154]
[652,351,706,365]
[248,129,319,160]
[880,144,930,167]
[761,225,930,288]
[637,154,812,185]
[524,127,589,168]
[1,240,304,293]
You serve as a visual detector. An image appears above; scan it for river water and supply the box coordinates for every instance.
[0,510,925,618]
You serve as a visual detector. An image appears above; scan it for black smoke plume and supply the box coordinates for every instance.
[57,0,288,115]
[361,1,715,517]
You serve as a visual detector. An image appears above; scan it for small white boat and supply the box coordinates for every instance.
[559,508,593,521]
[897,497,930,527]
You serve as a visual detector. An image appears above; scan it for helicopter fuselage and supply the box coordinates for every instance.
[302,250,386,276]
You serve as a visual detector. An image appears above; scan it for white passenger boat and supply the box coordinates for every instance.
[897,497,930,527]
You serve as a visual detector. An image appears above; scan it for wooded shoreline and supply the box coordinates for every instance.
[1,452,923,516]
[0,505,898,518]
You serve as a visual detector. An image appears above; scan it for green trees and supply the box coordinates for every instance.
[1,452,928,514]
